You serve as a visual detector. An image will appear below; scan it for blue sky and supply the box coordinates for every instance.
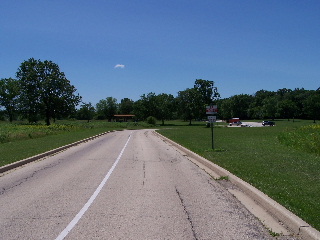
[1,0,319,105]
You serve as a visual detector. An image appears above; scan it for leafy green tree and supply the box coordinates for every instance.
[96,97,118,121]
[278,99,298,121]
[291,88,309,119]
[304,91,320,123]
[194,79,220,118]
[262,96,280,120]
[16,58,81,125]
[133,93,157,120]
[77,102,95,122]
[177,88,202,125]
[194,79,219,104]
[0,109,5,121]
[16,58,42,122]
[132,99,145,120]
[218,98,232,120]
[231,94,253,119]
[253,90,275,106]
[0,78,20,122]
[155,93,175,125]
[119,98,134,114]
[248,105,265,120]
[248,90,276,119]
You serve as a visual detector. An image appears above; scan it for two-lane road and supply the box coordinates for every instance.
[0,129,272,239]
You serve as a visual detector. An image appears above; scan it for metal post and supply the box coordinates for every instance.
[211,121,214,149]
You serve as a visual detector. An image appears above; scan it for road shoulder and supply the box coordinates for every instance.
[154,130,320,240]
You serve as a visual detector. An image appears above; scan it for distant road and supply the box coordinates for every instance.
[0,129,272,239]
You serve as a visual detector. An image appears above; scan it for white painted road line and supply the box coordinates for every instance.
[55,134,132,240]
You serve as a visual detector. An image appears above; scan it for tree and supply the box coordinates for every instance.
[77,102,95,122]
[304,91,320,123]
[16,58,42,122]
[194,79,220,118]
[194,79,220,104]
[155,93,175,125]
[177,88,202,125]
[278,99,298,121]
[119,98,134,114]
[231,94,253,119]
[133,93,157,120]
[262,96,280,120]
[96,97,118,121]
[291,88,309,119]
[16,58,81,125]
[0,78,20,122]
[218,98,233,120]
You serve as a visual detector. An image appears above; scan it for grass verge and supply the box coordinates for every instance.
[158,120,320,231]
[0,120,152,166]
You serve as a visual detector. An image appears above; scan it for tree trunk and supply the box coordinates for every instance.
[45,110,51,126]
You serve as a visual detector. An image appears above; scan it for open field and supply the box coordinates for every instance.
[158,119,320,231]
[0,120,152,167]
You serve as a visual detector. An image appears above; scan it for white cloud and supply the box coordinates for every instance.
[114,64,125,69]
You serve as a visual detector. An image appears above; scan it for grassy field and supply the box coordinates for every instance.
[158,120,320,231]
[0,120,151,167]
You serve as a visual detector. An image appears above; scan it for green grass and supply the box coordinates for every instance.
[278,124,320,155]
[158,119,320,231]
[0,120,153,166]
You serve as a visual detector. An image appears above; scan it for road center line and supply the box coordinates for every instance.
[55,134,132,240]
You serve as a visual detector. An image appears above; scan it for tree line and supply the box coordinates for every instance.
[218,88,320,122]
[0,58,219,125]
[77,79,219,125]
[1,58,319,125]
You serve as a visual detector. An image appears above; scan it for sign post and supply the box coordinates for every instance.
[206,105,218,149]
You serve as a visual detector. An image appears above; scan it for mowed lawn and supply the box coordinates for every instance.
[158,120,320,231]
[0,121,148,167]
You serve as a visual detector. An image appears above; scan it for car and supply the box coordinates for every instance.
[262,121,275,126]
[229,121,242,126]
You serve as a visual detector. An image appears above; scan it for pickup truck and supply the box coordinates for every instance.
[262,121,275,126]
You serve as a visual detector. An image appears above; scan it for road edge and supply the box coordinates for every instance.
[154,131,320,240]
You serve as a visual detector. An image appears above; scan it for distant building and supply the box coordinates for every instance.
[113,114,135,122]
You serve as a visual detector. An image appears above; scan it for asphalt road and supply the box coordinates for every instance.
[0,129,274,239]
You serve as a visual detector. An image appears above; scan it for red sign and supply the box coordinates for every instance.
[206,105,218,114]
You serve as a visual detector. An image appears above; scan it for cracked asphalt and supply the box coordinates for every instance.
[0,129,278,239]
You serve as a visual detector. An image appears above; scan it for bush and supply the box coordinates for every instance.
[146,116,157,125]
[278,124,320,155]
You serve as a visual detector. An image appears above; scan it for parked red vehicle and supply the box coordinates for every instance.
[229,118,241,126]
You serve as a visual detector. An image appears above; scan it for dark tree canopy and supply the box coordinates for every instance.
[218,88,320,121]
[133,93,157,120]
[155,93,175,125]
[194,79,220,105]
[0,78,20,122]
[16,58,81,125]
[96,97,118,121]
[177,88,202,125]
[77,102,95,122]
[119,98,134,114]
